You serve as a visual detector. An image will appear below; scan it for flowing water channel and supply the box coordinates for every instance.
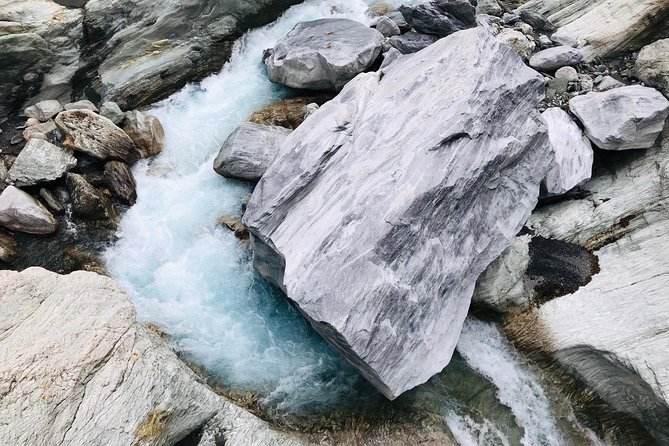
[104,1,590,443]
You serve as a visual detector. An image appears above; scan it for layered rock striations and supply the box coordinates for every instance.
[0,268,304,446]
[244,28,553,399]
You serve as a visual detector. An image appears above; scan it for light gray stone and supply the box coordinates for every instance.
[375,16,400,37]
[22,120,58,141]
[55,109,140,162]
[636,39,669,97]
[8,139,77,187]
[243,28,551,399]
[265,19,384,91]
[529,45,582,72]
[578,74,593,92]
[555,66,578,82]
[0,186,58,234]
[0,267,304,446]
[569,85,669,150]
[99,101,125,125]
[213,122,291,181]
[63,99,98,112]
[518,0,669,61]
[541,107,593,194]
[24,99,63,121]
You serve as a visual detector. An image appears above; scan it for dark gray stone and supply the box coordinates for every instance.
[399,0,477,37]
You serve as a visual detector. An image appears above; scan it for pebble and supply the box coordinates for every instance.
[555,66,579,82]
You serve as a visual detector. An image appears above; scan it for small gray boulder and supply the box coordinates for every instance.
[265,19,384,91]
[399,0,477,37]
[99,101,125,125]
[64,99,99,112]
[213,123,291,181]
[529,46,582,72]
[375,16,401,37]
[636,39,669,98]
[569,85,669,150]
[24,100,63,122]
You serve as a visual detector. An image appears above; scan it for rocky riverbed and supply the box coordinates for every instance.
[2,0,669,445]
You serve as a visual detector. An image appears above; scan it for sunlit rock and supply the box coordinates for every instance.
[0,186,58,235]
[244,28,552,399]
[8,138,77,187]
[569,85,669,151]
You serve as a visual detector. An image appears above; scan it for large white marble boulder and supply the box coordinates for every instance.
[264,18,384,91]
[569,85,669,151]
[244,28,552,399]
[541,107,593,194]
[0,267,305,446]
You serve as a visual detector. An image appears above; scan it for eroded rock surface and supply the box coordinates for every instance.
[244,28,552,399]
[636,38,669,98]
[265,18,384,91]
[122,110,165,158]
[0,267,304,446]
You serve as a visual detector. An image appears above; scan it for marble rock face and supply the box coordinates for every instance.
[265,18,384,91]
[541,107,593,194]
[517,124,669,444]
[0,267,304,446]
[244,28,552,399]
[8,138,77,187]
[518,0,669,61]
[569,85,669,151]
[213,122,291,181]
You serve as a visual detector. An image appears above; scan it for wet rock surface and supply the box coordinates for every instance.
[103,161,137,205]
[122,110,165,159]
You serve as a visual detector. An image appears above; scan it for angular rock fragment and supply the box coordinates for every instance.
[55,109,140,162]
[375,16,401,37]
[529,45,582,72]
[99,101,125,125]
[213,123,291,181]
[122,110,165,158]
[66,173,115,220]
[0,232,19,263]
[244,28,551,399]
[265,18,384,91]
[24,100,63,122]
[399,0,477,37]
[0,186,58,234]
[103,161,137,204]
[569,85,669,150]
[541,107,593,194]
[496,28,535,60]
[636,38,669,98]
[248,95,333,129]
[39,188,65,214]
[8,138,77,187]
[22,120,58,141]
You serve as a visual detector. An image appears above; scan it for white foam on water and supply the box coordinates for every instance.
[456,318,566,446]
[446,413,512,446]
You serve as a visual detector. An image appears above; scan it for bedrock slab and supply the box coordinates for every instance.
[244,28,551,399]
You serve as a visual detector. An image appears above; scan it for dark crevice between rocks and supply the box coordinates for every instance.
[174,425,206,446]
[504,313,669,445]
[526,236,600,303]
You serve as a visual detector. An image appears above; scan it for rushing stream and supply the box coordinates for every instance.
[104,0,586,443]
